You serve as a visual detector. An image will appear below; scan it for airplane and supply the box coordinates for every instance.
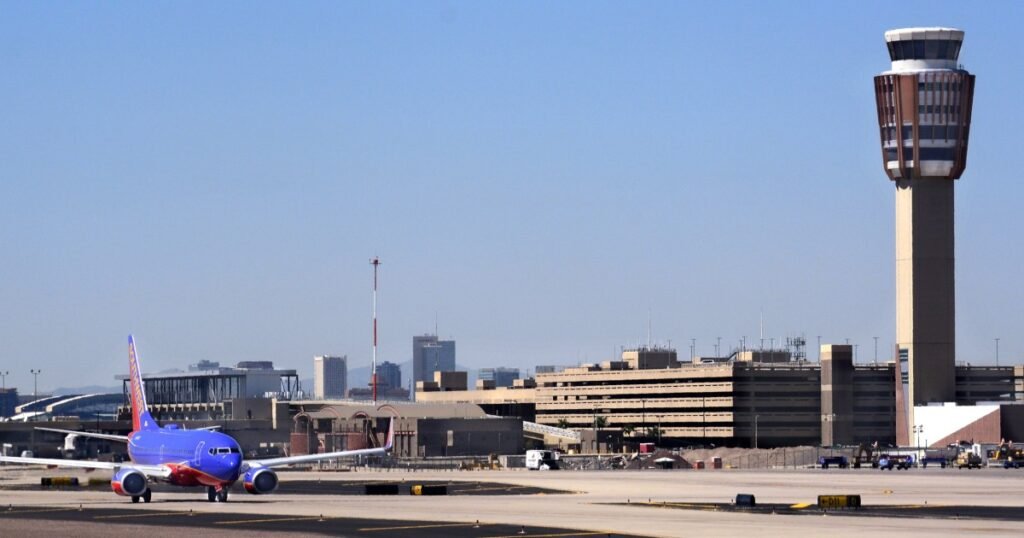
[0,335,394,503]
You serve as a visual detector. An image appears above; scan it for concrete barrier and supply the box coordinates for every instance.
[411,484,448,496]
[364,484,400,495]
[40,477,79,487]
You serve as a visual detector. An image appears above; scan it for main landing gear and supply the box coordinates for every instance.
[207,486,229,502]
[131,488,153,504]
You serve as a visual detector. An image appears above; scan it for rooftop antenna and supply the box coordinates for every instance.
[647,308,652,349]
[370,257,381,403]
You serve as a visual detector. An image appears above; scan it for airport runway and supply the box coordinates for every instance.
[3,466,1024,537]
[0,505,643,538]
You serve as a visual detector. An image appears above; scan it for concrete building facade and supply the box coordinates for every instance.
[314,356,347,400]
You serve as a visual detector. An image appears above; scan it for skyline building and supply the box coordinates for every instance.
[873,27,975,410]
[313,355,348,399]
[478,367,520,388]
[376,361,402,390]
[412,334,456,398]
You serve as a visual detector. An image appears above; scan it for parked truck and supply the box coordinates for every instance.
[818,455,849,469]
[525,449,560,470]
[877,454,913,470]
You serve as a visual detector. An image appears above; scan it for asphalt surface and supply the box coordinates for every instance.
[614,500,1024,522]
[5,479,571,496]
[0,505,646,538]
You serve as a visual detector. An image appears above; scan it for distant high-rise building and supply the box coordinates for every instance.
[0,388,18,418]
[188,360,220,372]
[412,335,456,398]
[478,367,520,388]
[534,365,561,375]
[313,355,348,399]
[377,361,402,390]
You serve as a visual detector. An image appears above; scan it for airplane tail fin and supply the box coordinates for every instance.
[383,417,395,451]
[127,335,157,432]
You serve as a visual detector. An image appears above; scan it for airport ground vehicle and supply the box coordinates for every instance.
[956,451,983,469]
[877,454,913,470]
[920,455,949,468]
[852,443,878,468]
[992,442,1024,469]
[526,449,560,470]
[818,455,849,469]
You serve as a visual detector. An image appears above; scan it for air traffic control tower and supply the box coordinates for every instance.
[873,28,975,408]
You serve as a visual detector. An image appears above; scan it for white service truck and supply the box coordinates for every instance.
[525,449,560,470]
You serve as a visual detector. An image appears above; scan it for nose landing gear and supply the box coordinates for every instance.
[207,486,229,502]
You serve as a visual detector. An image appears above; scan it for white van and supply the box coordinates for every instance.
[525,449,559,470]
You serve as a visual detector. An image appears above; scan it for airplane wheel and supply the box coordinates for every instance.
[131,496,140,504]
[217,489,229,503]
[207,487,217,502]
[143,488,152,503]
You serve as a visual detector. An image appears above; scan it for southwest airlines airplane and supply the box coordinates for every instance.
[0,335,393,503]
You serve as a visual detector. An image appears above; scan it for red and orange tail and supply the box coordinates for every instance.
[128,335,157,432]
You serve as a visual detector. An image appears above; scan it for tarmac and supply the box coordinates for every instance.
[2,465,1024,537]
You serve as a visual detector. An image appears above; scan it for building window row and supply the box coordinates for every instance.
[918,81,962,92]
[885,147,957,162]
[918,104,961,116]
[887,39,961,61]
[884,125,962,141]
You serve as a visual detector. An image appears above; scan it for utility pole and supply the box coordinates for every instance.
[30,369,41,399]
[370,257,381,403]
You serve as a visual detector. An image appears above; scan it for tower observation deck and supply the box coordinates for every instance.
[873,28,976,409]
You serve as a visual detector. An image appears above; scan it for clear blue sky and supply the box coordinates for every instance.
[2,1,1022,393]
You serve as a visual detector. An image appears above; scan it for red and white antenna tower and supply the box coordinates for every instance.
[370,257,381,403]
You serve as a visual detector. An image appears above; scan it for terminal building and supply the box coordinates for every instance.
[115,361,300,421]
[418,346,1024,449]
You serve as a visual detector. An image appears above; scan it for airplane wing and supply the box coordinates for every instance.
[0,455,171,478]
[245,418,394,471]
[35,427,129,442]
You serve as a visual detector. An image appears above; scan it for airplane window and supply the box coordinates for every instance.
[229,447,240,454]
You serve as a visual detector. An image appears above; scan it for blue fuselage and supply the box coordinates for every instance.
[128,426,242,487]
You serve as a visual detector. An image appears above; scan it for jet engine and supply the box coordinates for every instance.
[243,467,278,494]
[111,468,147,497]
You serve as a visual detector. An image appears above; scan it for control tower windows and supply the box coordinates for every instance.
[888,39,962,61]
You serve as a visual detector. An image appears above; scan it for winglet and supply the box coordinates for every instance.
[383,417,395,451]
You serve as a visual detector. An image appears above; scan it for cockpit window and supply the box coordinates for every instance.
[217,447,230,454]
[229,447,240,454]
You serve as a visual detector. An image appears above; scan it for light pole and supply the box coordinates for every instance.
[995,338,1000,367]
[715,337,721,357]
[817,336,821,361]
[30,369,41,399]
[0,371,8,390]
[873,337,879,364]
[913,425,923,449]
[754,414,760,449]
